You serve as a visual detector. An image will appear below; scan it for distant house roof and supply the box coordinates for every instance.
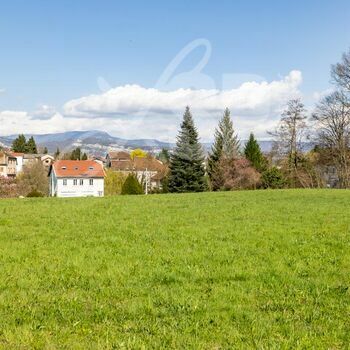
[110,156,165,172]
[107,151,130,160]
[51,160,105,178]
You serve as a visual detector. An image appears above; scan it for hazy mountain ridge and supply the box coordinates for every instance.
[0,130,279,155]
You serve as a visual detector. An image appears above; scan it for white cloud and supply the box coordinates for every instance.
[0,71,303,141]
[63,70,302,119]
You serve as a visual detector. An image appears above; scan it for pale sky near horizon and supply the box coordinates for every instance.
[0,0,349,141]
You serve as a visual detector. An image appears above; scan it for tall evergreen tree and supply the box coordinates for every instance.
[244,133,266,172]
[220,108,240,159]
[26,136,38,154]
[54,147,60,159]
[207,108,240,190]
[168,106,207,193]
[81,152,88,160]
[12,134,27,153]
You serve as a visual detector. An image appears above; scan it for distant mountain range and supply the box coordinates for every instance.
[0,130,278,155]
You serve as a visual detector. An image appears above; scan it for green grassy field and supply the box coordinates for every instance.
[0,190,350,349]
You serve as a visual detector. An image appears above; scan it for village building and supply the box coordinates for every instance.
[0,151,17,178]
[8,153,54,174]
[49,160,105,197]
[106,151,167,189]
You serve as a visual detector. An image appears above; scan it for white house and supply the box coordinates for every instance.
[49,160,105,197]
[10,152,24,173]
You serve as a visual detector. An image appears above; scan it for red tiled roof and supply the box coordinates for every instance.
[52,160,105,178]
[10,152,24,157]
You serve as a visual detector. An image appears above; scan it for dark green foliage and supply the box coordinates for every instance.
[262,167,286,189]
[161,175,169,193]
[244,133,266,172]
[26,136,38,154]
[54,147,60,159]
[121,174,144,195]
[158,148,170,164]
[70,147,81,160]
[43,147,48,154]
[81,153,88,160]
[207,108,240,190]
[168,107,207,193]
[11,134,27,153]
[26,189,44,197]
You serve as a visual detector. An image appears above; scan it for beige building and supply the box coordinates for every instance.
[0,151,17,178]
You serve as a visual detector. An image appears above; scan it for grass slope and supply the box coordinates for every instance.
[0,190,350,349]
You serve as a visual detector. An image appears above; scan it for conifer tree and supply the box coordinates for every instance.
[81,152,88,160]
[54,147,60,159]
[121,174,143,195]
[12,134,27,153]
[244,133,266,172]
[26,136,38,154]
[207,108,240,190]
[168,106,207,192]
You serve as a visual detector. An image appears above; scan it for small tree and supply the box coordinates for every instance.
[26,136,38,154]
[208,108,240,190]
[220,158,261,190]
[261,167,286,189]
[12,134,27,153]
[158,148,170,164]
[54,147,60,159]
[104,169,128,195]
[43,147,48,154]
[244,133,266,172]
[17,161,49,196]
[130,148,147,160]
[121,174,144,195]
[81,153,88,160]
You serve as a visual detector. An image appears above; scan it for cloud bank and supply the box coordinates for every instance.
[0,71,302,141]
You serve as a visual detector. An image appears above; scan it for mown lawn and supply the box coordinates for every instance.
[0,190,350,349]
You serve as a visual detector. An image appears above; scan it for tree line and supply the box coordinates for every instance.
[166,48,350,192]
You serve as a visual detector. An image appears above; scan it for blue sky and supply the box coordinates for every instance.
[0,0,349,140]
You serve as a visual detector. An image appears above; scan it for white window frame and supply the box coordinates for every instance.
[73,179,78,186]
[89,179,94,186]
[63,179,67,186]
[80,179,84,186]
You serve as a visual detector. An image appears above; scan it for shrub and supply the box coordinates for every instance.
[262,167,286,189]
[26,189,45,197]
[17,162,49,196]
[220,158,261,190]
[0,177,19,198]
[104,169,127,196]
[121,174,144,195]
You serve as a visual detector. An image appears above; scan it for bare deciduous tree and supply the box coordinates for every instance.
[269,99,308,187]
[312,91,350,188]
[332,49,350,92]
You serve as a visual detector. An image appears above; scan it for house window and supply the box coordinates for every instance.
[63,179,67,186]
[80,179,84,186]
[89,179,94,186]
[73,179,78,186]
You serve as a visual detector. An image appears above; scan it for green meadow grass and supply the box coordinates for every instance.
[0,190,350,349]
